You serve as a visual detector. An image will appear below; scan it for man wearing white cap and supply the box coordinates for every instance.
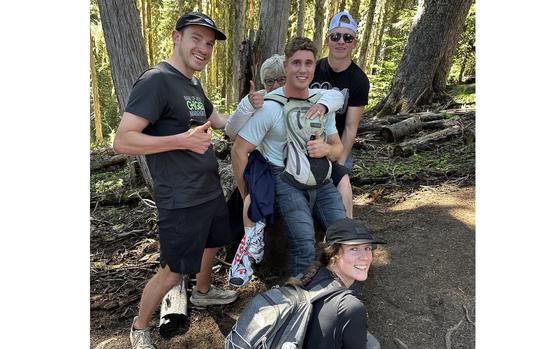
[311,11,370,219]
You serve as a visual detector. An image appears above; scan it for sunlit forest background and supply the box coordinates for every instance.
[90,0,475,146]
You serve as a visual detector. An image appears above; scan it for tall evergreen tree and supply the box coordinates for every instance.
[312,0,326,57]
[372,0,474,117]
[253,0,290,89]
[98,0,154,197]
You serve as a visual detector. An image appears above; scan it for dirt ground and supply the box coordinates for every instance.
[90,182,475,349]
[91,104,475,348]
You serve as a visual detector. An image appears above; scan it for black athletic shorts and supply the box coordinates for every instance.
[330,162,349,187]
[157,195,232,274]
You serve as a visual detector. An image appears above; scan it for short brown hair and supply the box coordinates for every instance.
[284,37,317,60]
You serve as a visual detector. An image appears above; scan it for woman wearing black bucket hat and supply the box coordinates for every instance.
[287,217,386,349]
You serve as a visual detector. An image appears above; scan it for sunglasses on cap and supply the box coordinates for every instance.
[329,32,355,43]
[264,77,286,87]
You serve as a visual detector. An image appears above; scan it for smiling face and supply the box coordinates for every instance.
[283,50,316,97]
[332,243,374,287]
[172,25,216,77]
[326,27,357,61]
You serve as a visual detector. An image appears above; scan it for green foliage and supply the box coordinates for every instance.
[91,0,477,148]
[446,84,476,104]
[354,143,474,182]
[449,3,476,83]
[91,166,128,195]
[365,7,418,110]
[355,152,450,179]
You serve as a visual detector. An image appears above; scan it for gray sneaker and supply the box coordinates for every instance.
[130,316,156,349]
[190,285,237,307]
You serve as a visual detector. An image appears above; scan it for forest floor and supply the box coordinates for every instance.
[90,91,475,349]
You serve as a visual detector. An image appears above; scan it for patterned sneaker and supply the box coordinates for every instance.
[190,285,237,307]
[130,316,156,349]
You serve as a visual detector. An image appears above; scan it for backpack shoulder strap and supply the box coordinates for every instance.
[306,93,322,105]
[305,279,350,303]
[264,93,289,106]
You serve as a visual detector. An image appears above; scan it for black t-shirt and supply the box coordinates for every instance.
[125,61,222,209]
[303,267,369,349]
[311,58,370,136]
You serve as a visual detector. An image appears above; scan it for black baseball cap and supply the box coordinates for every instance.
[326,218,387,245]
[175,12,226,40]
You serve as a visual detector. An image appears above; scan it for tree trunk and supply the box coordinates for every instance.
[357,0,378,69]
[90,32,104,144]
[296,0,305,37]
[372,0,474,117]
[312,0,326,59]
[233,0,246,101]
[176,0,185,17]
[253,0,290,90]
[372,0,391,70]
[98,0,154,198]
[238,30,254,101]
[147,0,154,66]
[348,0,361,21]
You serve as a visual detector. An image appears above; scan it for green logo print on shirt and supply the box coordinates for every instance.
[184,95,206,125]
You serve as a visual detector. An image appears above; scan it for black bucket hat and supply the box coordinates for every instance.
[326,218,387,245]
[175,12,226,40]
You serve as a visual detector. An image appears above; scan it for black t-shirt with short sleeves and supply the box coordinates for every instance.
[303,267,370,349]
[124,61,222,209]
[311,58,370,136]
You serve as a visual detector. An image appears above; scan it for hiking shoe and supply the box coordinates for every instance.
[130,316,156,349]
[190,285,237,307]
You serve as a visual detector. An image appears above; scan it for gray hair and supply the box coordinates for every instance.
[260,54,285,85]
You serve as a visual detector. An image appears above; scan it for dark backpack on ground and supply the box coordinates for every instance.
[224,279,350,349]
[264,93,332,190]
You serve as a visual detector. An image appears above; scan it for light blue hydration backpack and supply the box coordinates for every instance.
[264,93,332,189]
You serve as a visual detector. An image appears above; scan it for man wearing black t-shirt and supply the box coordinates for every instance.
[113,12,237,349]
[311,11,370,219]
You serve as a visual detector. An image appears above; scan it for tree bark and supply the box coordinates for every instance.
[357,108,474,134]
[237,30,254,101]
[253,0,290,90]
[147,0,154,66]
[348,0,361,21]
[357,0,378,69]
[159,280,188,338]
[296,0,305,37]
[90,32,104,144]
[232,0,246,101]
[90,154,128,171]
[372,0,474,117]
[98,0,154,198]
[312,0,326,59]
[380,115,462,141]
[372,0,391,71]
[392,125,462,157]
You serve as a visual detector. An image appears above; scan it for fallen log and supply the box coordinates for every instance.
[159,279,189,339]
[90,187,152,207]
[392,125,462,157]
[380,116,423,142]
[358,108,474,135]
[90,154,128,171]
